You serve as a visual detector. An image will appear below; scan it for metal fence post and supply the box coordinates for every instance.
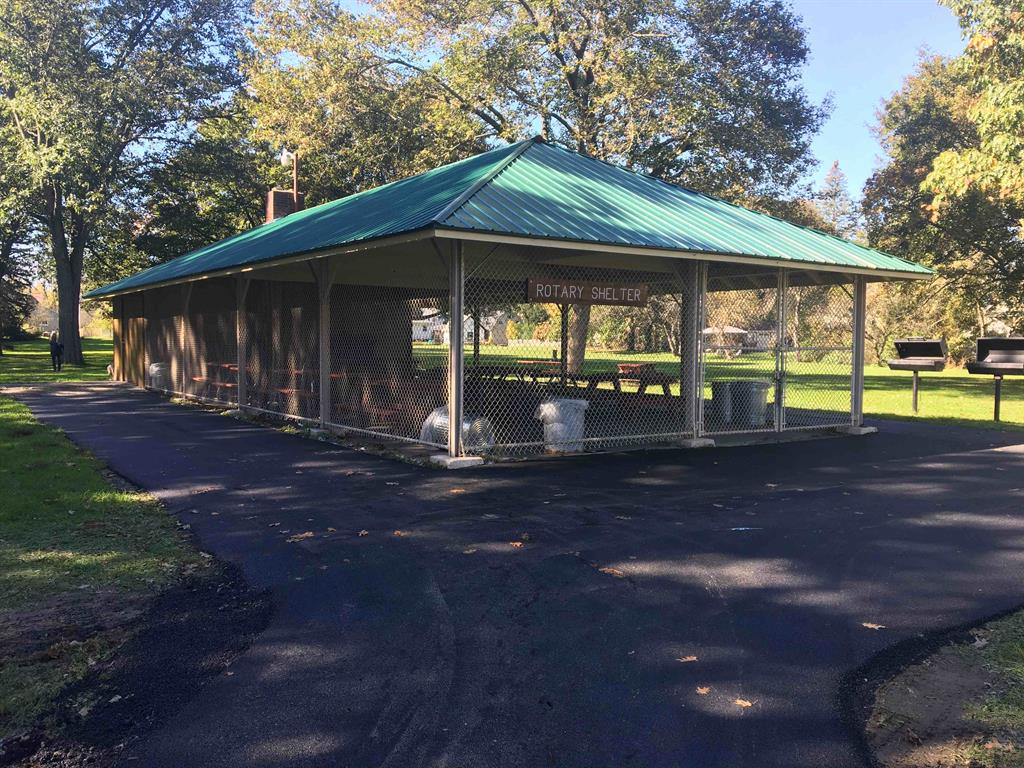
[317,259,335,428]
[678,261,701,437]
[448,240,465,457]
[775,269,788,432]
[236,277,250,410]
[851,275,867,426]
[695,262,708,437]
[179,283,193,395]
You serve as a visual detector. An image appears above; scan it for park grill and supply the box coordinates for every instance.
[886,338,947,413]
[966,337,1024,421]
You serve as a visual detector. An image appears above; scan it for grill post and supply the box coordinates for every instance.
[236,278,250,410]
[448,240,465,457]
[912,370,919,413]
[852,276,867,426]
[994,376,1003,422]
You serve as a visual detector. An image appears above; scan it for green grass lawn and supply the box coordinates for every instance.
[0,336,113,385]
[0,392,202,737]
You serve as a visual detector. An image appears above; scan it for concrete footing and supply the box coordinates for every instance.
[678,438,716,448]
[429,454,485,469]
[835,425,878,436]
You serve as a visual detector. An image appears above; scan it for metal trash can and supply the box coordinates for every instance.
[419,406,496,453]
[711,381,733,423]
[731,380,771,428]
[147,362,169,390]
[534,398,589,453]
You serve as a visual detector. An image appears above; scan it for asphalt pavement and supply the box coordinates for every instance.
[11,382,1024,768]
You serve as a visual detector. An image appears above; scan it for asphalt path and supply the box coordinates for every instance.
[11,382,1024,768]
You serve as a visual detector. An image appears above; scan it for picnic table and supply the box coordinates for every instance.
[576,362,676,396]
[189,361,239,399]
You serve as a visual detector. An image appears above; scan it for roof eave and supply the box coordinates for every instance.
[431,227,933,282]
[82,227,439,301]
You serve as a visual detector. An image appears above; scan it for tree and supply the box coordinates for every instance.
[246,0,489,206]
[863,53,1024,352]
[0,0,249,364]
[258,0,827,369]
[926,0,1024,213]
[0,126,34,353]
[129,111,272,272]
[815,161,859,239]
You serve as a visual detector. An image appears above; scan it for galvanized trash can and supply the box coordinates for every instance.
[419,406,496,453]
[534,398,589,453]
[731,380,771,428]
[147,362,170,390]
[710,381,733,424]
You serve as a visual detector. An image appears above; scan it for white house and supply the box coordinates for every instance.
[412,308,508,346]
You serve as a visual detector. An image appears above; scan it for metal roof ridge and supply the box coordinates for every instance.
[432,136,541,226]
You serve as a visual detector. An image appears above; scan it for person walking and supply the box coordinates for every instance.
[49,331,64,372]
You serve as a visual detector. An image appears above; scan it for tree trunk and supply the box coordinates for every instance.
[45,186,86,365]
[566,303,590,373]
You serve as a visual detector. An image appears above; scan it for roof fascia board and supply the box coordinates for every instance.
[432,228,932,282]
[84,229,436,301]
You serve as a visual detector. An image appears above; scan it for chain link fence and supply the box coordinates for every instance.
[182,278,238,404]
[143,285,184,395]
[126,247,858,456]
[241,278,320,420]
[781,281,854,429]
[461,248,697,456]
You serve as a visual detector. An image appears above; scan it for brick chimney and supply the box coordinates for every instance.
[265,188,304,223]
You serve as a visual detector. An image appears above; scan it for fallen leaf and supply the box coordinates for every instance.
[386,482,399,486]
[735,698,753,708]
[599,567,626,578]
[462,548,478,554]
[696,686,711,695]
[521,532,531,541]
[286,531,314,542]
[393,530,406,537]
[862,622,886,630]
[327,527,337,533]
[676,655,698,663]
[268,522,280,527]
[449,488,467,494]
[358,529,369,537]
[509,541,524,549]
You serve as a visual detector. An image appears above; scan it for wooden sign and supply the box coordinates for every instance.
[526,278,648,307]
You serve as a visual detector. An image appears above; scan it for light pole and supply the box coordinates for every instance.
[279,147,298,211]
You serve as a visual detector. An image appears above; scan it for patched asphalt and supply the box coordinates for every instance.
[11,382,1024,768]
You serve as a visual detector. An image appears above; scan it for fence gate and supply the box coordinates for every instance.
[780,279,855,429]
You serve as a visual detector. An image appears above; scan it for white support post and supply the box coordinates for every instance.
[677,261,713,448]
[236,278,250,410]
[448,240,465,458]
[851,275,867,426]
[775,269,788,432]
[317,259,336,429]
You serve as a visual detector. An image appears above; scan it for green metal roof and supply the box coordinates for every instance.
[86,137,929,298]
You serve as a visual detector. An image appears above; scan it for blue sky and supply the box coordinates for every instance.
[791,0,965,196]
